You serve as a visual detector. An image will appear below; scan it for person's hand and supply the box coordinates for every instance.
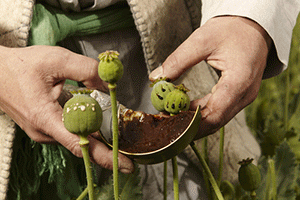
[0,45,134,173]
[149,16,272,139]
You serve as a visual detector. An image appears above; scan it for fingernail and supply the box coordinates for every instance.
[120,168,133,174]
[149,65,163,81]
[119,160,134,174]
[211,85,217,93]
[201,107,211,119]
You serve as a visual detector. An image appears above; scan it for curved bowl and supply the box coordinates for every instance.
[99,105,201,165]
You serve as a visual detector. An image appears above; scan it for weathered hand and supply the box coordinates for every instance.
[0,45,134,173]
[149,16,272,138]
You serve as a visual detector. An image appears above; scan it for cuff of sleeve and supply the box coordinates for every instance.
[201,0,300,78]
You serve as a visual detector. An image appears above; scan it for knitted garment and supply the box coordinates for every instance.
[0,114,15,200]
[0,0,34,47]
[0,1,34,199]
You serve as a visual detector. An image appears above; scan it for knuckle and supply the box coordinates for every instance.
[68,143,83,158]
[24,127,52,143]
[247,90,259,104]
[242,79,261,106]
[25,105,59,141]
[28,132,45,143]
[204,109,226,134]
[167,54,180,69]
[214,112,227,129]
[99,159,113,170]
[164,54,184,79]
[94,150,113,170]
[26,114,43,134]
[66,139,114,171]
[39,46,70,68]
[27,109,48,134]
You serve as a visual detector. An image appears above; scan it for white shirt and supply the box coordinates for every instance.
[201,0,300,78]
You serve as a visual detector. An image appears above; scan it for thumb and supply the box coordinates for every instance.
[53,47,108,91]
[149,28,211,81]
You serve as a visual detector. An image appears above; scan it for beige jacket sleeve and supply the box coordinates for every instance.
[201,0,300,78]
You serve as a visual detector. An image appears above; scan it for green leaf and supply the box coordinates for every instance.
[255,156,268,199]
[275,142,298,199]
[285,92,300,161]
[256,141,297,200]
[288,92,300,133]
[296,165,300,197]
[42,151,86,200]
[95,176,114,200]
[287,130,300,161]
[96,163,143,200]
[220,180,236,200]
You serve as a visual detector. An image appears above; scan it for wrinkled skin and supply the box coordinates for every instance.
[150,16,272,139]
[0,45,134,173]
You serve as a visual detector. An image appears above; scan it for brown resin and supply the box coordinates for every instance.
[117,110,195,153]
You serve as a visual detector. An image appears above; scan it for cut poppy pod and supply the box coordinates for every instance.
[164,84,190,115]
[62,90,103,137]
[150,78,175,112]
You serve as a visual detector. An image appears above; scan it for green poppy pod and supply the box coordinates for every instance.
[164,84,190,115]
[63,93,103,137]
[98,50,123,84]
[238,158,261,192]
[151,80,175,112]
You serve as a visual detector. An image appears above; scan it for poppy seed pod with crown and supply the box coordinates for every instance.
[98,50,123,84]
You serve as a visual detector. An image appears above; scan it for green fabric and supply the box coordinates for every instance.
[29,3,135,46]
[29,2,135,86]
[8,126,88,200]
[65,79,79,87]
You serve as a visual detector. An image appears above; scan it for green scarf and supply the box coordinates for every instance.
[29,2,135,46]
[29,2,134,86]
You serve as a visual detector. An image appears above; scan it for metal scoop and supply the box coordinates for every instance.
[90,90,202,165]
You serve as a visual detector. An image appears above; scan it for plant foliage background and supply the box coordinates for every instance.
[243,13,300,199]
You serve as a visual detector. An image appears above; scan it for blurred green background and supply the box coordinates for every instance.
[241,13,300,200]
[246,14,300,157]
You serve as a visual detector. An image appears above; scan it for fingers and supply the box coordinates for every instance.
[30,46,107,92]
[88,136,134,174]
[28,101,134,173]
[149,17,271,140]
[62,50,103,89]
[193,69,263,139]
[62,50,109,92]
[190,93,211,111]
[2,45,132,172]
[149,27,212,82]
[28,46,131,171]
[19,127,57,144]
